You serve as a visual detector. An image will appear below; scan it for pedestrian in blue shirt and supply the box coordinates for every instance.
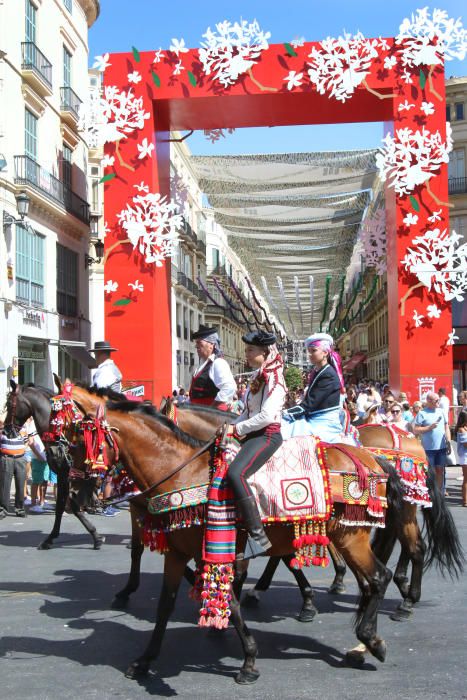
[414,391,451,493]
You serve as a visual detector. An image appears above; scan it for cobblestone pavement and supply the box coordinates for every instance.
[0,473,466,700]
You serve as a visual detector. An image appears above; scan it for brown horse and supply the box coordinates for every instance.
[67,397,393,682]
[246,422,463,630]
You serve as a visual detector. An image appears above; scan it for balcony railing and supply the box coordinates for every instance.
[448,177,467,195]
[60,86,82,121]
[14,155,90,225]
[21,42,52,89]
[196,238,206,256]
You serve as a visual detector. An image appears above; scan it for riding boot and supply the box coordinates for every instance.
[236,495,271,559]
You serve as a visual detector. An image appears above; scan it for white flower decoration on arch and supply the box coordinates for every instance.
[104,280,118,293]
[199,19,271,87]
[376,124,452,197]
[401,228,467,303]
[116,185,182,267]
[412,310,424,327]
[447,329,459,346]
[396,8,467,67]
[307,32,379,103]
[79,86,150,149]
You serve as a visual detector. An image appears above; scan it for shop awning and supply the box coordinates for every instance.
[342,353,367,373]
[59,341,96,369]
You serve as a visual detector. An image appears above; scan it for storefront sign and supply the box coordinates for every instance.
[18,348,46,360]
[123,385,145,398]
[23,311,42,328]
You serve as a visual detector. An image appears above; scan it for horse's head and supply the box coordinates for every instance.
[4,381,30,430]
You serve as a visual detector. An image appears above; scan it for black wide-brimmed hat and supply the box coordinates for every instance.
[242,330,276,347]
[88,340,118,353]
[191,325,218,341]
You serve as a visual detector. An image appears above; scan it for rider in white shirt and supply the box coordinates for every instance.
[89,340,122,393]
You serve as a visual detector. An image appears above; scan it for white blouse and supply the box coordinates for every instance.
[234,371,285,437]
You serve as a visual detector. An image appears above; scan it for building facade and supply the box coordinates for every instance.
[0,0,99,396]
[446,76,467,394]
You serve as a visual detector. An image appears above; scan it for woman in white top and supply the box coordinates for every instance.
[227,330,286,558]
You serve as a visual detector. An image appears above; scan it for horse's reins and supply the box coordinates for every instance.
[103,433,219,507]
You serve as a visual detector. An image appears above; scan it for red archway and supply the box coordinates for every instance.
[94,24,455,403]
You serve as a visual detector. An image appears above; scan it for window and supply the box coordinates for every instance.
[211,247,220,269]
[16,224,44,307]
[62,143,72,188]
[63,0,73,13]
[58,349,82,383]
[446,105,451,121]
[25,0,36,43]
[56,244,78,316]
[455,102,465,121]
[63,46,72,87]
[449,148,466,180]
[25,109,37,160]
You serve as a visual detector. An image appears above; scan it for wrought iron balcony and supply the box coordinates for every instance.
[14,155,90,225]
[21,42,52,93]
[448,177,467,195]
[60,86,82,122]
[196,238,206,256]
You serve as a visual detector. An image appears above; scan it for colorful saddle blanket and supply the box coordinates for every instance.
[147,435,332,523]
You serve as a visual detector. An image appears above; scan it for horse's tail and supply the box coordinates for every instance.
[421,467,465,578]
[374,455,405,514]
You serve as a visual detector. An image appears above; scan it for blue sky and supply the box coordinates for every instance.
[89,1,467,154]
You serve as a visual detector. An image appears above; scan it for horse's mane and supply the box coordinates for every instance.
[106,399,206,448]
[74,381,127,402]
[22,384,54,398]
[176,403,236,420]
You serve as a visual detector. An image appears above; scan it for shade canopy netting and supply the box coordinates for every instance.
[191,149,379,339]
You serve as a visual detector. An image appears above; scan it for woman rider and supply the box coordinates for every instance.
[282,332,346,443]
[189,325,236,410]
[226,330,286,558]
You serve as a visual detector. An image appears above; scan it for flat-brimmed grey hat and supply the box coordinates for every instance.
[88,340,118,353]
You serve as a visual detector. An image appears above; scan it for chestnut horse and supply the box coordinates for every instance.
[68,397,393,682]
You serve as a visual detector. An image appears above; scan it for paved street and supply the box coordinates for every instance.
[0,474,466,700]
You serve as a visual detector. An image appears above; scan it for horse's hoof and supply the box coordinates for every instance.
[328,581,346,595]
[37,541,52,550]
[235,668,260,685]
[390,604,413,622]
[242,590,260,607]
[93,536,105,550]
[125,660,149,679]
[345,649,366,666]
[297,605,318,623]
[111,596,129,610]
[369,638,387,663]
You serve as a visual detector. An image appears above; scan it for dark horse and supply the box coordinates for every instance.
[5,380,104,550]
[68,397,397,682]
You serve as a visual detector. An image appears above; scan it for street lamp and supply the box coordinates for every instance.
[85,237,104,268]
[3,191,31,229]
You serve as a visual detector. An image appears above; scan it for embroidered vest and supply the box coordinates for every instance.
[189,361,218,404]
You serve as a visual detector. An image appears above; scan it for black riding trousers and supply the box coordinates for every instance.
[227,430,283,501]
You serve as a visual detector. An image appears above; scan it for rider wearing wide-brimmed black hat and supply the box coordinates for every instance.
[88,340,122,393]
[189,325,236,410]
[226,330,286,558]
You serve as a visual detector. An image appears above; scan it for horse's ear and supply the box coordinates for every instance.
[159,396,167,413]
[10,379,17,393]
[73,399,89,419]
[53,373,62,392]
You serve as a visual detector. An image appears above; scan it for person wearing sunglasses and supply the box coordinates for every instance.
[379,393,396,423]
[388,402,415,434]
[414,391,451,493]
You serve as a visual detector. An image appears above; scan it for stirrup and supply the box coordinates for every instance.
[243,534,271,560]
